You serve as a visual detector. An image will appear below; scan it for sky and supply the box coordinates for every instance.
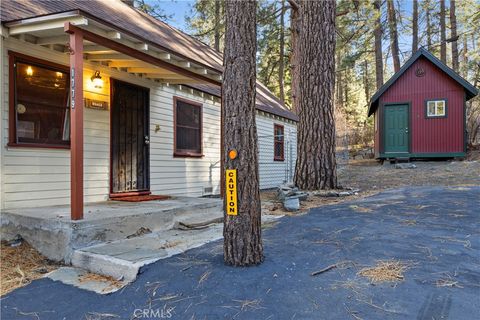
[153,0,194,31]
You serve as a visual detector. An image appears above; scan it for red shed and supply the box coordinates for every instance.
[368,48,478,160]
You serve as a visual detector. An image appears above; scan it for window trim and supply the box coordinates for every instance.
[425,99,448,118]
[173,96,203,158]
[273,123,285,161]
[8,51,70,149]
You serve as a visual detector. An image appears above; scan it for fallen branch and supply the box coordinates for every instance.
[311,264,338,276]
[311,260,355,276]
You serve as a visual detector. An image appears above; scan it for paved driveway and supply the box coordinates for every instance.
[2,186,479,319]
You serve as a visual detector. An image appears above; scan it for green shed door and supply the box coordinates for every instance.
[384,104,409,153]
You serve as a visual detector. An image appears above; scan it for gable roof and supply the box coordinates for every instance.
[1,0,298,122]
[368,48,478,116]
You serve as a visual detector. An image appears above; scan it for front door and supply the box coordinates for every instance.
[384,104,409,153]
[111,80,150,194]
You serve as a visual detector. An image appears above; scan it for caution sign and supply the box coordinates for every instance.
[225,169,238,215]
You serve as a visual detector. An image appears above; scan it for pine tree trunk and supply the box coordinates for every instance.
[290,2,301,112]
[426,0,432,50]
[440,0,447,63]
[294,0,337,190]
[373,0,384,89]
[450,0,459,71]
[278,0,286,103]
[214,0,221,51]
[412,0,418,53]
[387,0,400,72]
[222,0,263,266]
[336,50,344,109]
[462,35,468,78]
[363,59,370,103]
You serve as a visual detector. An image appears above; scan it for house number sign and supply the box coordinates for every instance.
[225,169,238,216]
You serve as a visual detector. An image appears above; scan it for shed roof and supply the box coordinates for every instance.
[1,0,297,122]
[368,48,478,116]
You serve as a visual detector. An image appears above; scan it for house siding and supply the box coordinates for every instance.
[379,57,465,156]
[256,113,297,189]
[0,38,296,209]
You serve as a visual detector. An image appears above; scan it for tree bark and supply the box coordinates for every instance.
[363,59,370,103]
[222,0,263,266]
[289,0,301,112]
[412,0,418,53]
[293,0,338,190]
[440,0,447,63]
[450,0,459,71]
[336,50,344,109]
[373,0,384,89]
[214,0,221,51]
[278,0,286,103]
[426,0,432,50]
[387,0,400,72]
[462,34,468,78]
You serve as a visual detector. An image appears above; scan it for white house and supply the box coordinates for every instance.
[0,0,298,218]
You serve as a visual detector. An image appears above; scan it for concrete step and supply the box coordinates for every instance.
[71,223,224,282]
[70,214,282,283]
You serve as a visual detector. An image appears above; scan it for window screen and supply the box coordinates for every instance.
[175,99,202,155]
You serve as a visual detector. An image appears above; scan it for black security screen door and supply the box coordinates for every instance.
[111,80,150,194]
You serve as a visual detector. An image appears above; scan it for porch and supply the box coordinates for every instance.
[1,196,223,270]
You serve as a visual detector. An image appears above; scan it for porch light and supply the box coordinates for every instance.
[91,71,103,89]
[26,66,33,76]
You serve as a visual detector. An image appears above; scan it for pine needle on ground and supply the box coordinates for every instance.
[1,240,60,296]
[357,260,411,283]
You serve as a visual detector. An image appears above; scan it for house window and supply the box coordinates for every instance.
[426,100,447,118]
[174,97,202,157]
[274,124,284,161]
[9,52,70,148]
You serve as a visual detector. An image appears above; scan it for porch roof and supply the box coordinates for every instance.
[1,0,298,121]
[0,0,222,72]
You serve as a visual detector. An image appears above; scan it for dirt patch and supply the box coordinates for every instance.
[1,240,60,296]
[358,260,412,283]
[339,158,480,191]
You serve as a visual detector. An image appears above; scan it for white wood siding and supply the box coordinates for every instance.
[0,38,297,209]
[256,113,297,189]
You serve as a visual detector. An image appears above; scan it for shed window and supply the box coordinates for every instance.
[274,124,284,161]
[426,100,446,117]
[10,53,70,148]
[174,98,202,157]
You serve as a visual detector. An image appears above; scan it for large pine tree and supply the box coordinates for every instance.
[222,0,263,266]
[292,0,338,190]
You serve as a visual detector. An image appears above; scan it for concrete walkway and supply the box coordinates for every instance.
[1,186,479,319]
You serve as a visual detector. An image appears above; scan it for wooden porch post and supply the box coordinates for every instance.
[65,24,84,220]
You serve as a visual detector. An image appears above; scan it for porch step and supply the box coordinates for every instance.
[71,224,224,282]
[70,214,282,282]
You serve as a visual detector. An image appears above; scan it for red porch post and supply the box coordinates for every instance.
[65,23,84,220]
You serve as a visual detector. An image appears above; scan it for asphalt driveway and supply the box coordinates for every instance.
[1,186,479,320]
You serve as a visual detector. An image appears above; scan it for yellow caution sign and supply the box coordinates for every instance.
[225,169,238,215]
